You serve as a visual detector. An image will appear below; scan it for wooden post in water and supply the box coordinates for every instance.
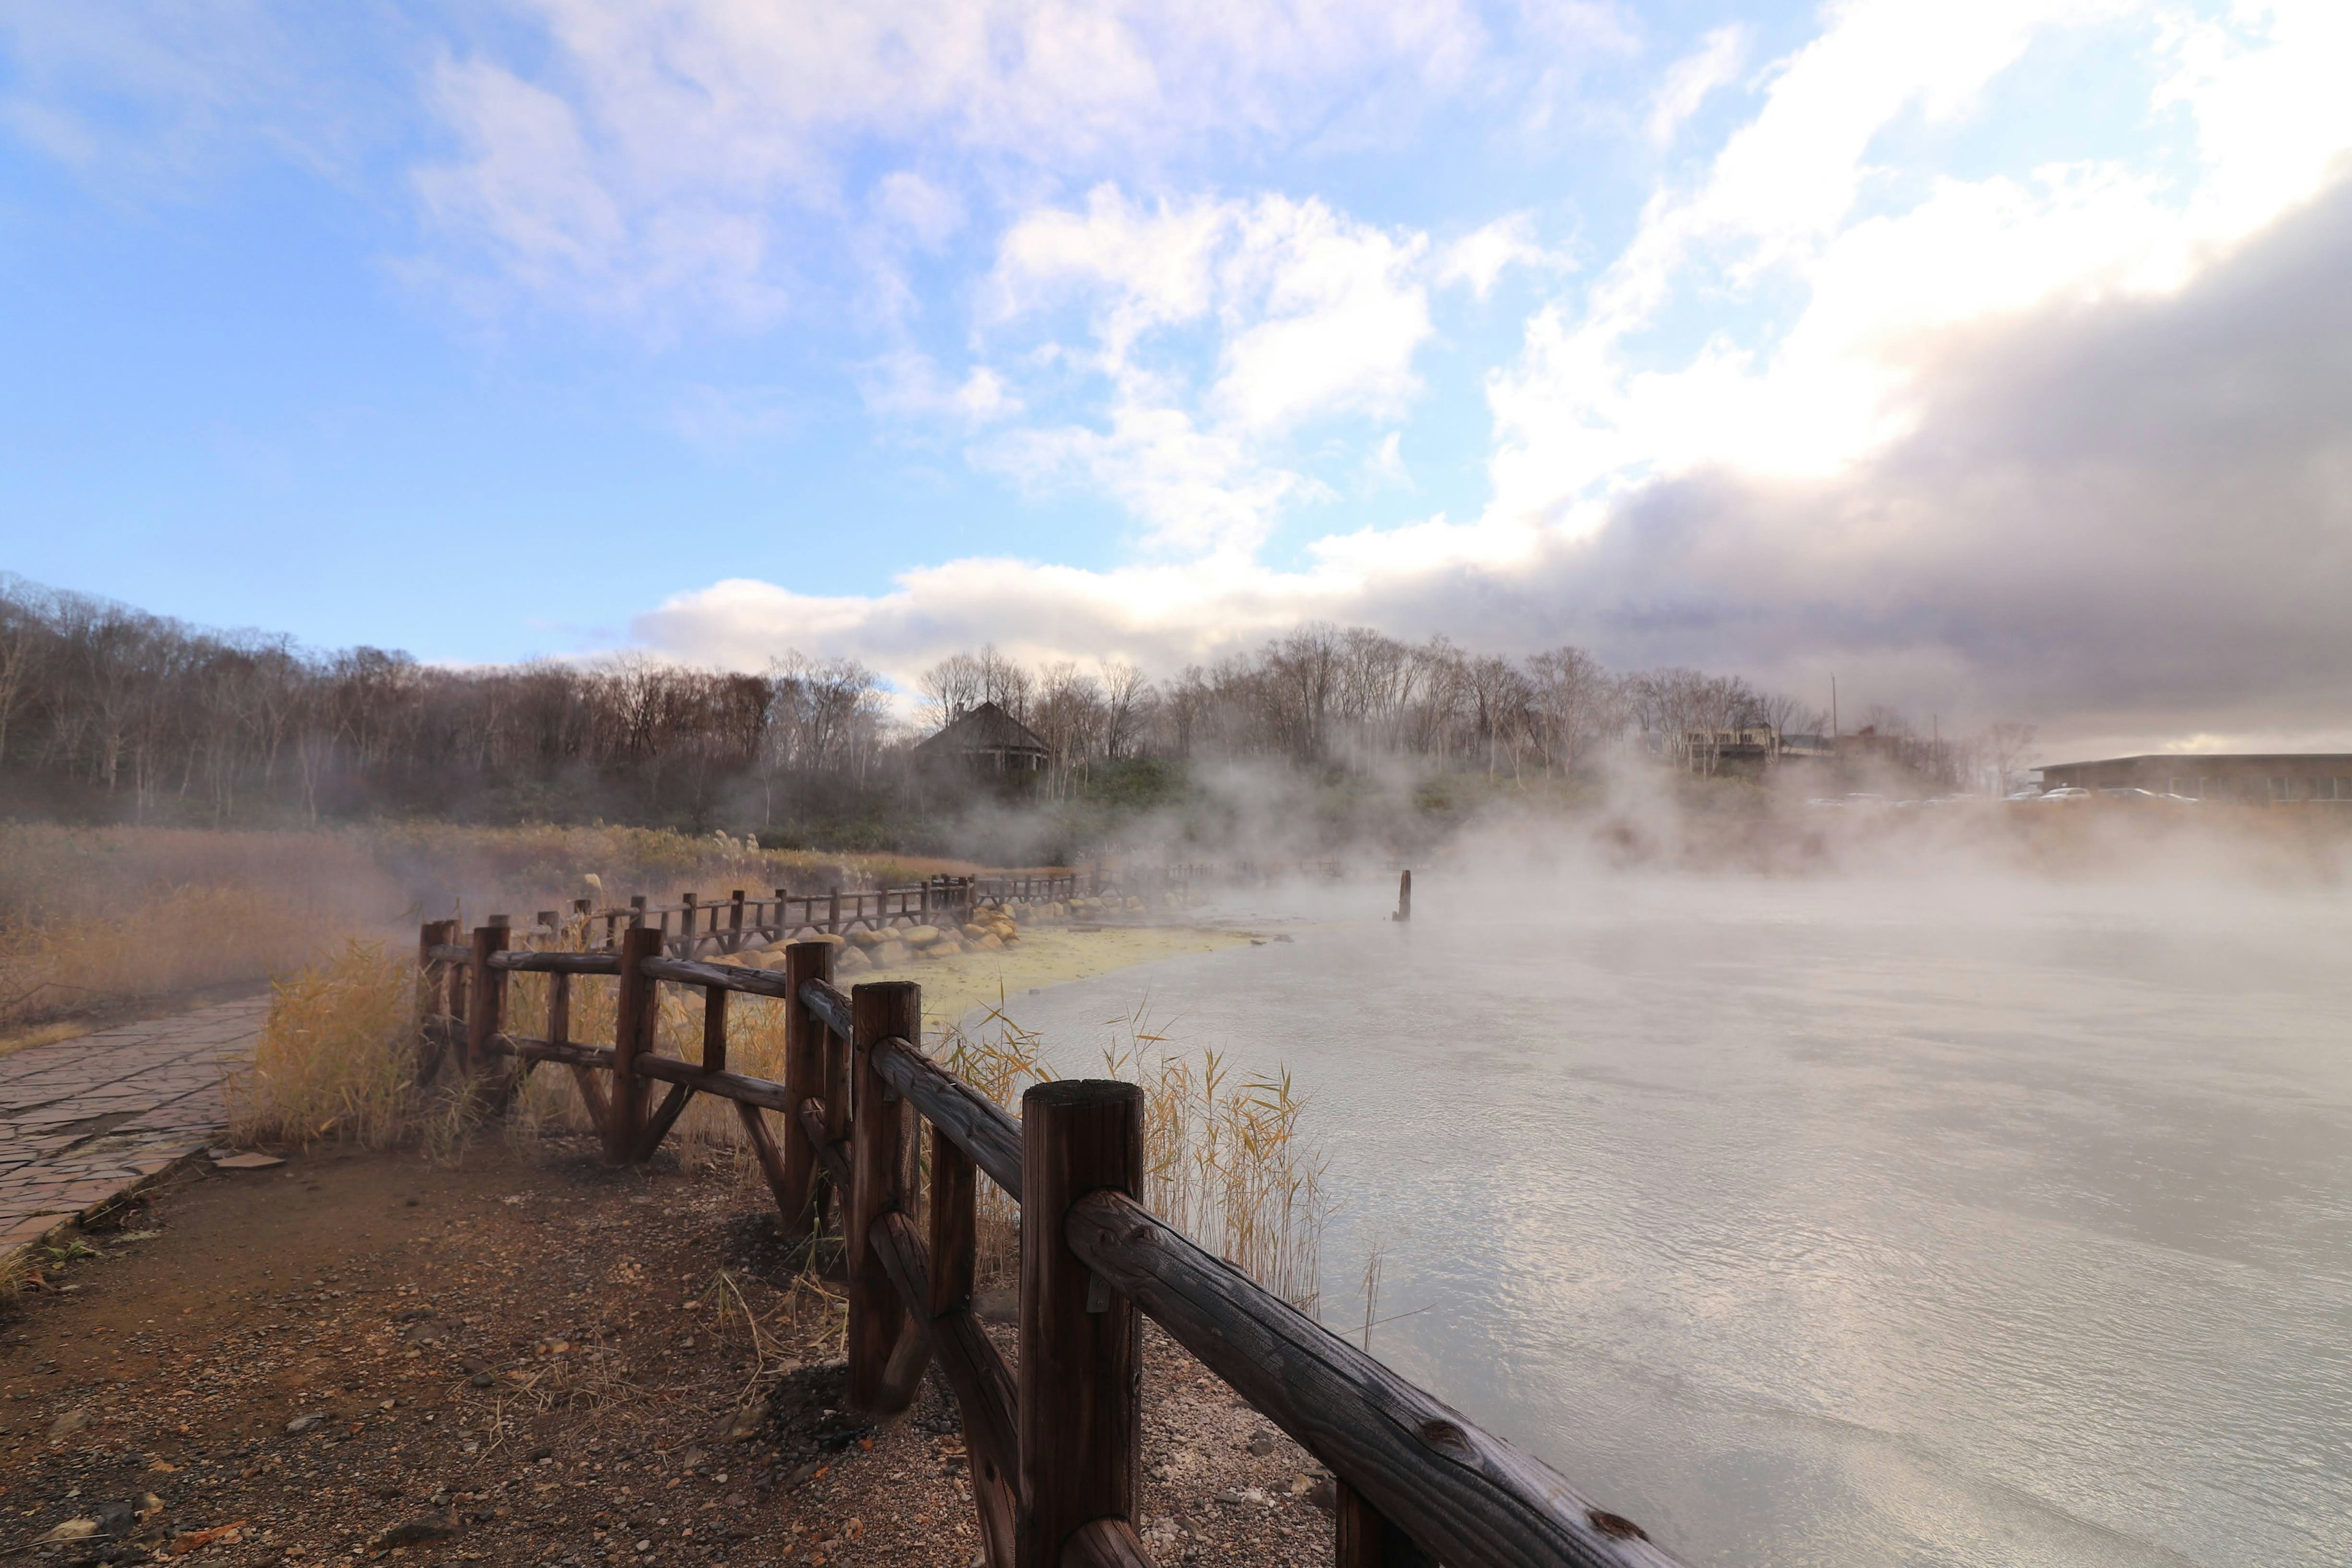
[608,925,661,1163]
[848,981,919,1411]
[1395,869,1412,923]
[780,940,834,1240]
[1018,1080,1143,1568]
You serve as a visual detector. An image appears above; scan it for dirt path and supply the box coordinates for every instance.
[1,1135,1339,1567]
[0,997,265,1260]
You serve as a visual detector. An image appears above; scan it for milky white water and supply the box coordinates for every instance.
[1007,875,2352,1567]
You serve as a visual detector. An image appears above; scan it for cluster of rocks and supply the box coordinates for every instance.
[666,886,1197,973]
[705,903,1026,976]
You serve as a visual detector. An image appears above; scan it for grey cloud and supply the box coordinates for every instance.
[1360,170,2352,748]
[638,169,2352,755]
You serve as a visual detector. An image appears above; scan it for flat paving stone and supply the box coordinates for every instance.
[0,997,263,1261]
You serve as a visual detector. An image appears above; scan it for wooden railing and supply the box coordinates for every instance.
[415,920,1682,1568]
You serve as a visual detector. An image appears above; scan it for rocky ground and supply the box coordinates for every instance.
[1,1133,1338,1567]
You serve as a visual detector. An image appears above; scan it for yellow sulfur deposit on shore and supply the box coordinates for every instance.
[860,924,1256,1036]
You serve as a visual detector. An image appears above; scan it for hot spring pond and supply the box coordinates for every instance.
[1001,875,2352,1568]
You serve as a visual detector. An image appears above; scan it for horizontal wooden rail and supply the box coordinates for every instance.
[420,919,1689,1568]
[641,954,799,1000]
[482,1034,614,1069]
[801,978,853,1042]
[869,1035,1023,1199]
[869,1209,1019,1484]
[628,1053,798,1114]
[1067,1189,1675,1568]
[796,1099,851,1191]
[489,950,622,975]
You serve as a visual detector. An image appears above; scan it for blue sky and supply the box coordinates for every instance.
[4,1,2351,752]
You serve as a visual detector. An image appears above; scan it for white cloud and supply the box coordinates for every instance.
[400,0,1483,322]
[631,2,2352,755]
[860,352,1022,427]
[871,170,965,250]
[1643,24,1745,147]
[1482,0,2352,533]
[1436,212,1563,298]
[971,185,1435,552]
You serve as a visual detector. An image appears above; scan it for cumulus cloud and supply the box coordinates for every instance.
[396,0,1483,322]
[637,2,2352,754]
[1435,213,1564,298]
[1643,23,1744,146]
[964,185,1436,552]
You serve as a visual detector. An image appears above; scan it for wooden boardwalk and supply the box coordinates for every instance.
[0,998,262,1257]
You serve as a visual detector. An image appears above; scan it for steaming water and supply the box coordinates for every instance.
[1009,875,2352,1567]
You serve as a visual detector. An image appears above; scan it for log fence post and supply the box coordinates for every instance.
[608,925,662,1163]
[1334,1482,1438,1567]
[728,890,746,952]
[463,921,509,1079]
[829,887,841,934]
[848,981,920,1411]
[1019,1080,1143,1568]
[780,940,834,1239]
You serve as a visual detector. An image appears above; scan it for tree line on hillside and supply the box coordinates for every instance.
[0,574,2024,836]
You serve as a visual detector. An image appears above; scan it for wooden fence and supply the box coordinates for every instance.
[415,918,1681,1568]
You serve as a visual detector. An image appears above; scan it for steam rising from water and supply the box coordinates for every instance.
[1017,858,2352,1567]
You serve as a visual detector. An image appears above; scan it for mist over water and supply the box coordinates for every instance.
[1012,868,2352,1567]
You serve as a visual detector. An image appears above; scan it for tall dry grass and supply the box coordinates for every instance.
[225,941,426,1149]
[243,922,1327,1306]
[0,820,1014,1034]
[939,995,1328,1308]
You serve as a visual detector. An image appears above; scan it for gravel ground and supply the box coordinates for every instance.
[1,1134,1338,1566]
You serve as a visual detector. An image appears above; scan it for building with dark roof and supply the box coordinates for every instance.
[913,702,1050,778]
[2037,753,2352,802]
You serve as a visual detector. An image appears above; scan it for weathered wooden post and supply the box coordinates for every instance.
[828,886,841,933]
[1395,869,1412,923]
[1335,1483,1438,1567]
[727,889,745,952]
[1019,1080,1144,1568]
[779,940,835,1239]
[463,921,510,1079]
[607,925,662,1163]
[418,919,453,1016]
[848,981,920,1411]
[546,962,606,1133]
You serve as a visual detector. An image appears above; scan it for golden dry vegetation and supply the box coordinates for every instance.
[228,927,1329,1306]
[0,820,1028,1040]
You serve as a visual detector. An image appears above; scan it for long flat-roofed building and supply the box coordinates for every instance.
[2038,753,2352,802]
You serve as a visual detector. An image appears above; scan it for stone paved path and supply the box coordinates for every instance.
[0,997,265,1258]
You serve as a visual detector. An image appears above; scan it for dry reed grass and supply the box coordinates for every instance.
[224,941,426,1150]
[938,993,1328,1308]
[0,820,1014,1033]
[1,883,331,1034]
[235,915,1327,1306]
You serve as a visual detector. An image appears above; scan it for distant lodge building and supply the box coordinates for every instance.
[1648,727,1836,772]
[913,702,1050,786]
[2038,753,2352,803]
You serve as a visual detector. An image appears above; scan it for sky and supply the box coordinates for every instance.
[2,0,2349,756]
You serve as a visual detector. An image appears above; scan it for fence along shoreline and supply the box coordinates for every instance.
[414,895,1684,1568]
[512,859,1352,959]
